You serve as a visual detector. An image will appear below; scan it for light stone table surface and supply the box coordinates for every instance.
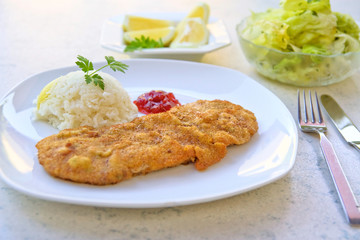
[1,0,360,239]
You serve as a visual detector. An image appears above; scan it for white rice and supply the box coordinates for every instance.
[35,70,138,130]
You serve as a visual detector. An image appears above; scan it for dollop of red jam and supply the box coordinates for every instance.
[134,90,181,114]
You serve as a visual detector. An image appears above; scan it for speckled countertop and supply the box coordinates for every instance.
[1,0,360,239]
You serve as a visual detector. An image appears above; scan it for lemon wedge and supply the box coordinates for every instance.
[123,26,176,46]
[184,2,210,24]
[175,2,210,33]
[36,79,59,109]
[170,18,209,48]
[123,15,175,32]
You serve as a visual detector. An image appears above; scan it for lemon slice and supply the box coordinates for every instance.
[123,26,176,46]
[36,78,59,109]
[170,18,209,48]
[123,15,175,32]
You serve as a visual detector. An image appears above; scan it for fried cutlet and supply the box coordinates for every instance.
[36,100,258,185]
[169,100,258,145]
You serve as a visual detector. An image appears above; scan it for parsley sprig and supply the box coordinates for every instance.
[75,55,128,90]
[124,35,164,52]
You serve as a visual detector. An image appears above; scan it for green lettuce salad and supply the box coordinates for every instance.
[238,0,360,86]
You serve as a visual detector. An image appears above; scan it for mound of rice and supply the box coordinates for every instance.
[35,70,138,130]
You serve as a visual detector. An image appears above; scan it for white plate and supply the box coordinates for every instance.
[0,59,297,208]
[100,13,231,60]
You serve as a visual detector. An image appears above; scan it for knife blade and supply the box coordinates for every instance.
[321,94,360,152]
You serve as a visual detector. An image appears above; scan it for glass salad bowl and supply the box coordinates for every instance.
[236,18,360,87]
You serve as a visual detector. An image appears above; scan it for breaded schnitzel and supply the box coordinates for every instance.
[169,100,258,146]
[36,100,258,185]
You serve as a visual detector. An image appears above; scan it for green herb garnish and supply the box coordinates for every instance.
[124,35,164,52]
[75,55,128,90]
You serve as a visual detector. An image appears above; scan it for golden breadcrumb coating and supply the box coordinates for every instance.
[36,100,258,185]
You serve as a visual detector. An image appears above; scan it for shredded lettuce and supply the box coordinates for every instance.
[335,12,360,40]
[241,0,360,54]
[241,18,290,50]
[238,0,360,86]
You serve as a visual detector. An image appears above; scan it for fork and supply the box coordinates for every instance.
[298,90,360,225]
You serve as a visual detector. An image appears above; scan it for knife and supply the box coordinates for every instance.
[321,94,360,152]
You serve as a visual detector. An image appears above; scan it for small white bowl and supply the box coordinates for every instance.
[100,12,231,61]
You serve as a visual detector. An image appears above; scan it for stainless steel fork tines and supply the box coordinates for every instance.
[297,90,326,132]
[298,90,360,225]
